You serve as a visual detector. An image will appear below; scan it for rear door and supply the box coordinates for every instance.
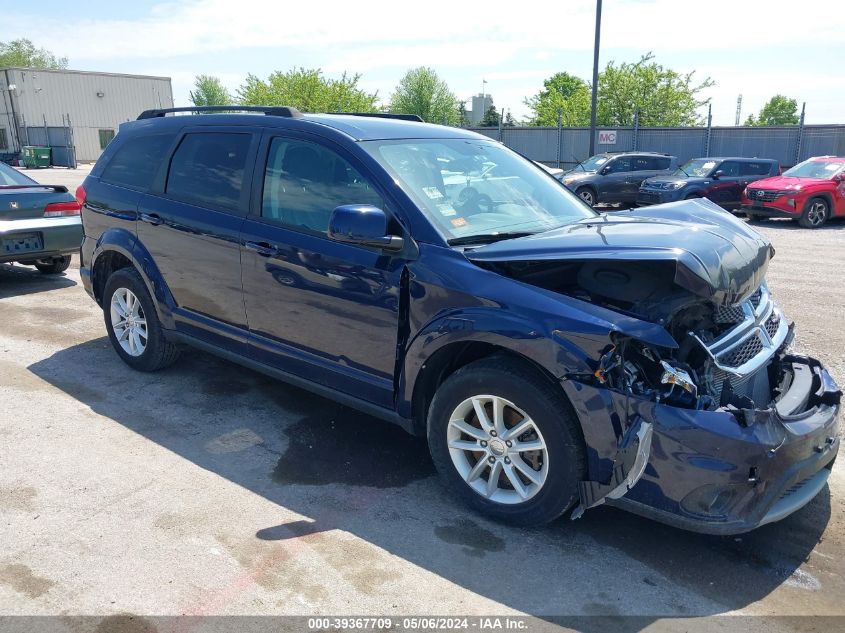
[619,155,664,202]
[240,131,409,408]
[136,127,259,354]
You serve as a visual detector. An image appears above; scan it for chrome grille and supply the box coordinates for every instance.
[717,333,764,368]
[714,305,745,324]
[764,312,781,339]
[749,288,762,309]
[747,189,784,202]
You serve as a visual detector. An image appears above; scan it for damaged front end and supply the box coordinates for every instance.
[468,202,841,532]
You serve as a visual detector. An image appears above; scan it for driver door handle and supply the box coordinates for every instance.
[244,241,277,257]
[139,212,162,226]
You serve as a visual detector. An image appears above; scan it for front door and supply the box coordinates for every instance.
[240,133,408,408]
[708,160,744,208]
[597,156,633,202]
[137,128,259,353]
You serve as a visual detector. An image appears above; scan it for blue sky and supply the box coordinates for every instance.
[3,0,844,125]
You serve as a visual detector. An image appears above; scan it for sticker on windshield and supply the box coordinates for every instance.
[422,186,444,200]
[437,202,457,217]
[703,161,716,170]
[450,217,467,228]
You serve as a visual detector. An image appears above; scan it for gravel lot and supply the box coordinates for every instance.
[1,168,843,629]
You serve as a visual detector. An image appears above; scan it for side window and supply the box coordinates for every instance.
[166,132,252,213]
[718,161,741,177]
[741,161,773,176]
[101,134,175,190]
[605,157,631,173]
[652,157,671,170]
[631,156,652,171]
[261,137,384,234]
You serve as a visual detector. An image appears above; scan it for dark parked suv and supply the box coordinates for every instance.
[561,151,678,206]
[638,157,779,209]
[79,106,839,534]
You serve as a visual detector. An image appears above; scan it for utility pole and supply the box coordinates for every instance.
[735,94,743,126]
[588,0,603,156]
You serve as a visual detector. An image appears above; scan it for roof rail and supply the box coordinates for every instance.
[327,112,424,122]
[137,105,303,120]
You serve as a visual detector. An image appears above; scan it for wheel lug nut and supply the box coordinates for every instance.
[504,457,511,464]
[490,430,497,437]
[480,441,488,448]
[487,456,495,464]
[505,440,512,447]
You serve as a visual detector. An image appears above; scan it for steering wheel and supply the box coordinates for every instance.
[457,187,495,214]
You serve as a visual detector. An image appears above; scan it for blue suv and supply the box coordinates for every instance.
[79,106,839,533]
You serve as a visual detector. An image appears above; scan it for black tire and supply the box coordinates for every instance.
[34,256,71,274]
[684,192,702,200]
[799,197,829,229]
[575,186,596,207]
[427,356,586,526]
[102,267,180,372]
[745,212,764,222]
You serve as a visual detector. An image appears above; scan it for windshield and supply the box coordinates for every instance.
[363,139,596,242]
[783,159,845,179]
[579,154,610,171]
[0,162,37,186]
[674,159,718,178]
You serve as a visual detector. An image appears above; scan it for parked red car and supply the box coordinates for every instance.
[741,156,845,228]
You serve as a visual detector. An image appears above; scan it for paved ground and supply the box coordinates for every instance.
[1,168,843,628]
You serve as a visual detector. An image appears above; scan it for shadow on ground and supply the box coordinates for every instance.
[29,339,832,623]
[0,263,76,299]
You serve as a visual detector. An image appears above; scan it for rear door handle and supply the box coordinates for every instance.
[139,212,162,226]
[244,241,277,257]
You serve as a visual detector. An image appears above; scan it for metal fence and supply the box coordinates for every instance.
[16,114,77,168]
[468,123,845,170]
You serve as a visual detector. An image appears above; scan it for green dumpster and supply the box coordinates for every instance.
[22,146,51,168]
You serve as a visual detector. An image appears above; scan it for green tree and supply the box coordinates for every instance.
[504,111,516,127]
[457,102,470,127]
[745,95,799,126]
[480,104,500,127]
[524,72,591,126]
[0,38,67,69]
[189,75,233,107]
[237,68,378,113]
[389,67,458,125]
[596,53,713,126]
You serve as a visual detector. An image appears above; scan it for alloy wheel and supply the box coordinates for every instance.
[446,395,549,504]
[806,201,828,227]
[110,287,148,357]
[578,190,594,206]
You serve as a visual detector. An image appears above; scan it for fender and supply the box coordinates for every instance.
[92,228,178,330]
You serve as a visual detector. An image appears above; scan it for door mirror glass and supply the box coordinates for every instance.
[328,205,403,251]
[712,170,724,179]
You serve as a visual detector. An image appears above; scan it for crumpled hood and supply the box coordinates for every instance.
[465,198,774,306]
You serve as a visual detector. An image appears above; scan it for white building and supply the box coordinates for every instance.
[0,67,173,163]
[469,93,494,125]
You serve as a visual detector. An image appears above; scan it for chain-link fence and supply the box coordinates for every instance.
[467,123,845,170]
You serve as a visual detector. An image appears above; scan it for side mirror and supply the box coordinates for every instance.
[712,170,724,179]
[834,173,845,182]
[328,205,404,252]
[600,166,610,175]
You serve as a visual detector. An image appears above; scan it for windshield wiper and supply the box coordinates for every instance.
[677,167,690,177]
[448,231,536,246]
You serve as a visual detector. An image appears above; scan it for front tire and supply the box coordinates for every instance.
[799,197,829,228]
[427,357,586,526]
[575,187,596,207]
[34,256,71,274]
[102,268,180,372]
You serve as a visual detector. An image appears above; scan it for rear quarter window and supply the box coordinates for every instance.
[101,134,176,190]
[652,157,671,170]
[740,161,776,176]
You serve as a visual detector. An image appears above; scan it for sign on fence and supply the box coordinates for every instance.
[598,130,617,145]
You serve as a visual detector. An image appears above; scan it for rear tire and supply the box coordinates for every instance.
[102,267,180,372]
[34,256,71,274]
[799,197,829,228]
[427,357,586,526]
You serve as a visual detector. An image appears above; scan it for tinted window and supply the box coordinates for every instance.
[741,161,774,176]
[166,133,252,212]
[101,134,175,190]
[631,156,653,171]
[718,161,741,177]
[605,157,632,173]
[262,137,383,233]
[652,156,671,170]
